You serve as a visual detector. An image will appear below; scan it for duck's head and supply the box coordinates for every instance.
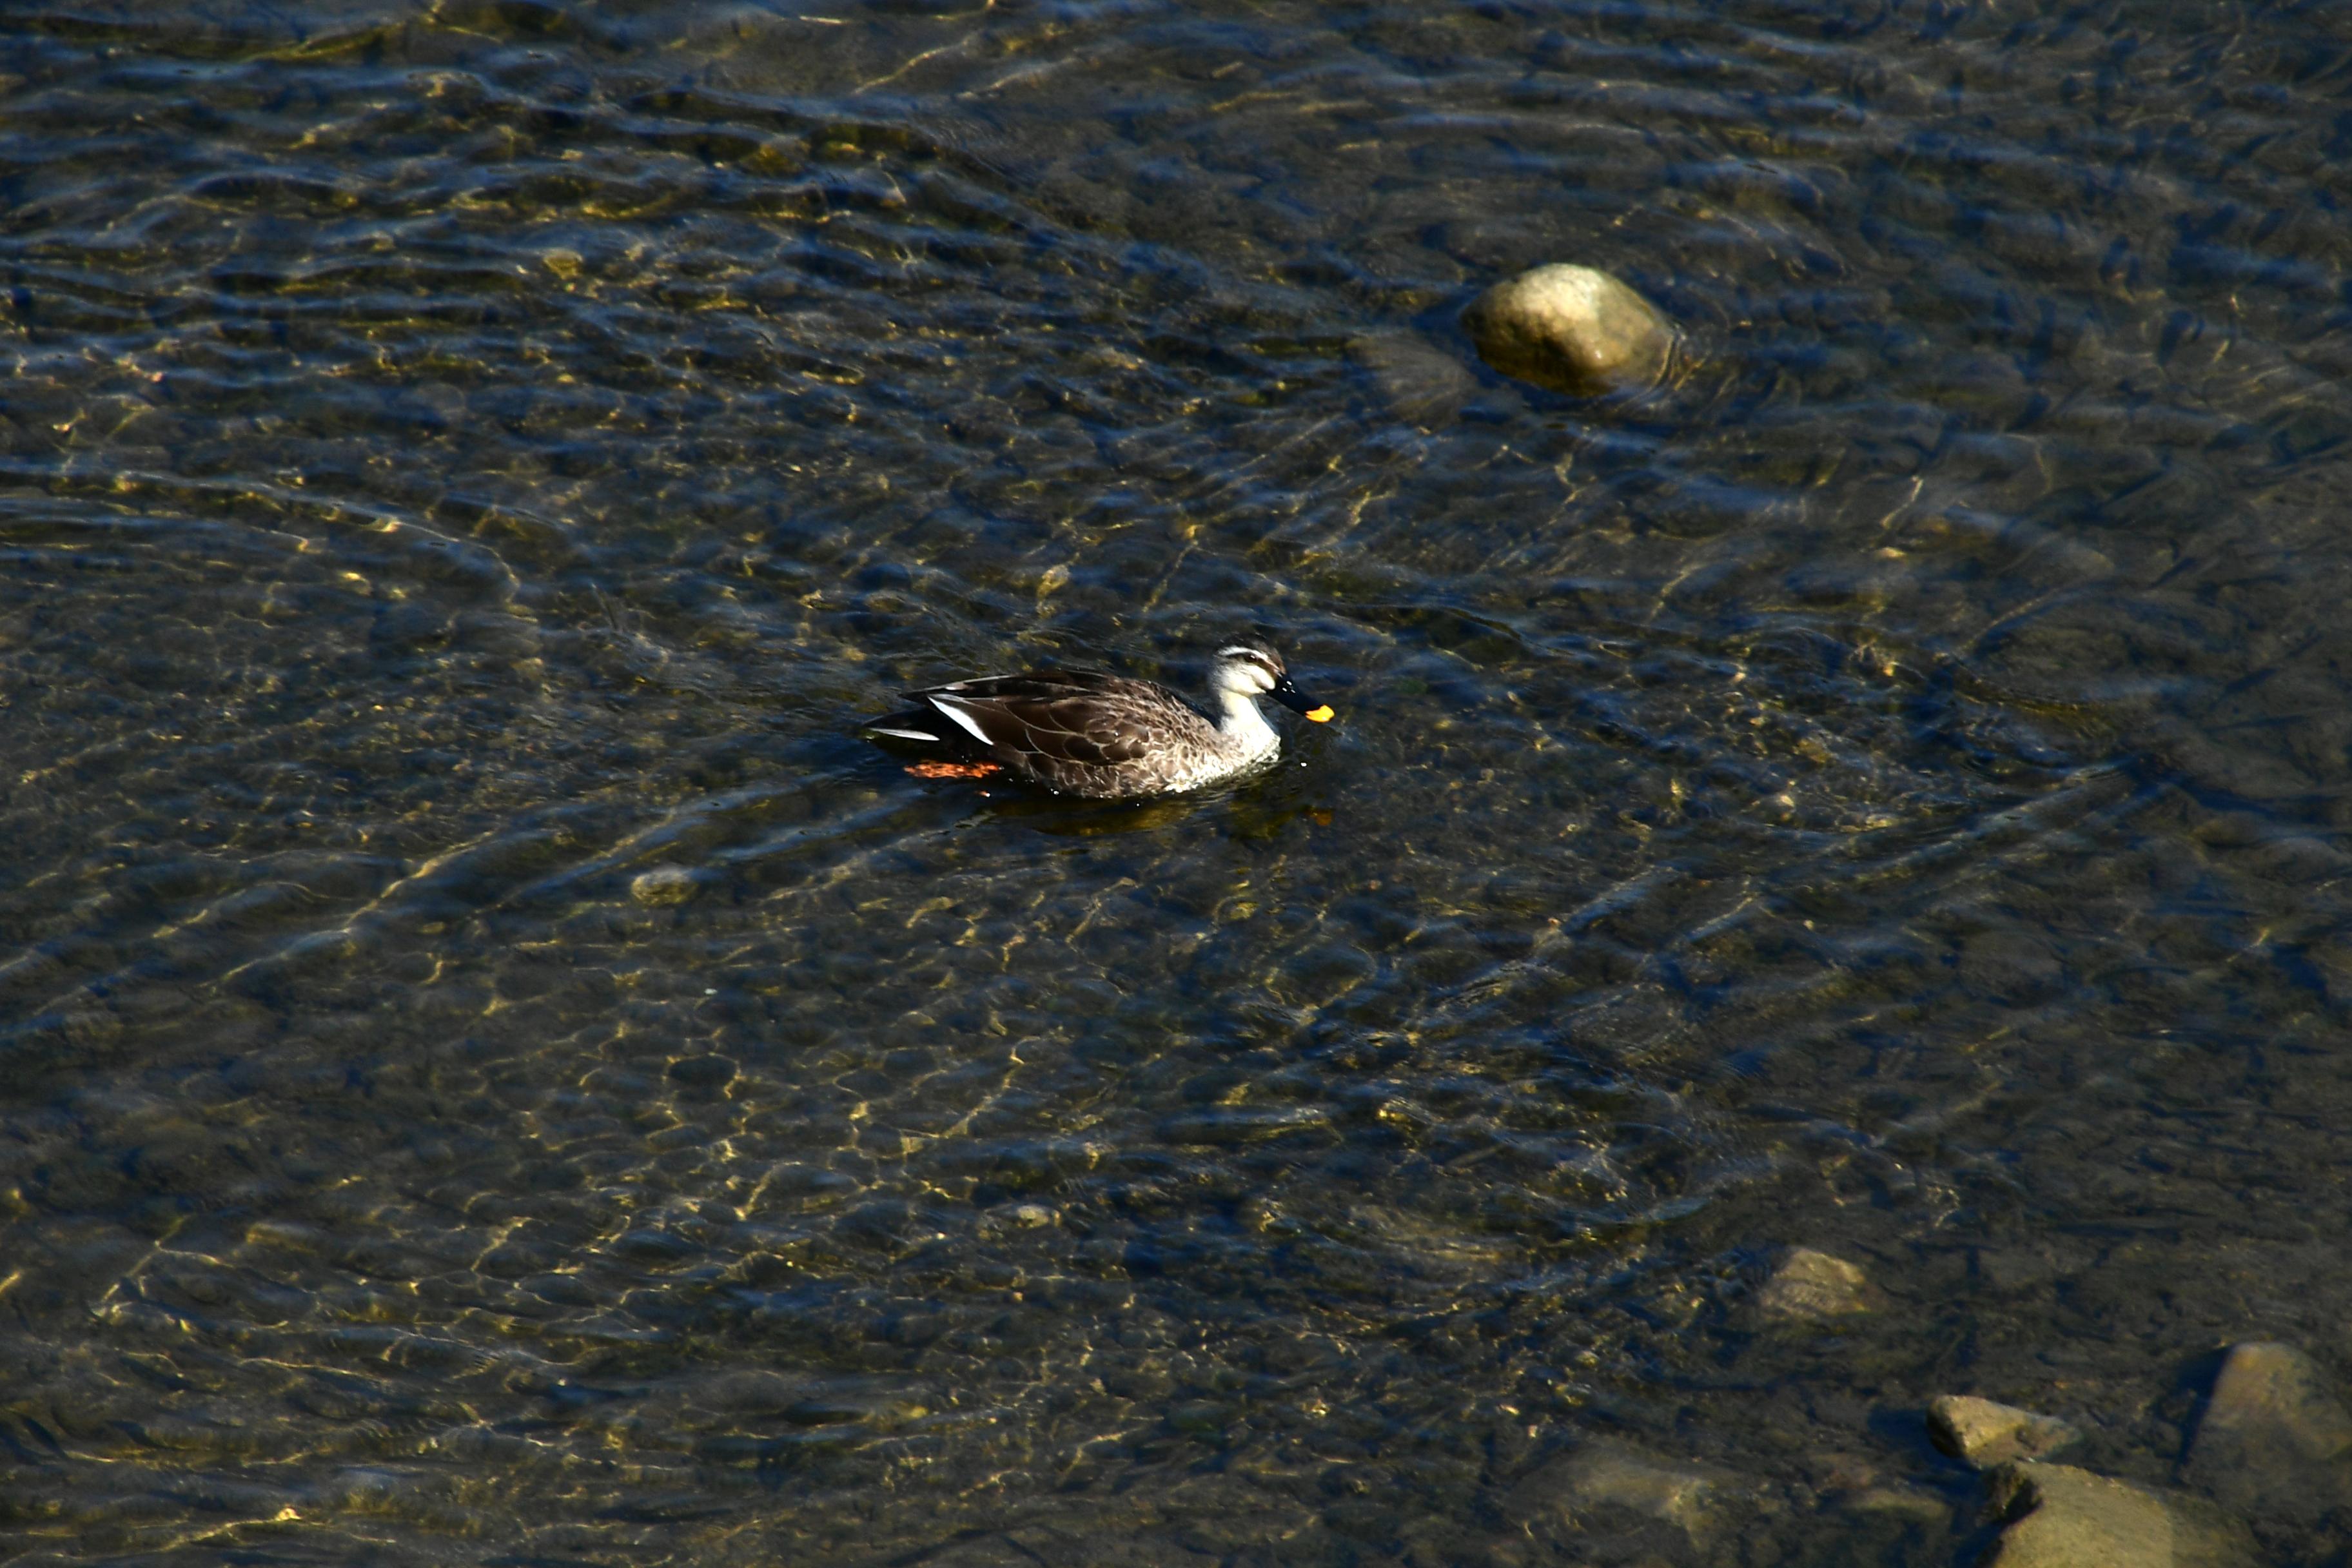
[1212,637,1333,721]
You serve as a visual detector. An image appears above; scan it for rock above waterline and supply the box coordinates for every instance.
[1927,1395,2079,1469]
[1460,264,1673,396]
[1756,1247,1875,1320]
[1981,1462,2253,1568]
[2184,1340,2352,1525]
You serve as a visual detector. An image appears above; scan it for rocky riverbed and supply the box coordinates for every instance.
[6,1,2352,1564]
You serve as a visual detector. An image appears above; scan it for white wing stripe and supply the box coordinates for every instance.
[928,695,995,744]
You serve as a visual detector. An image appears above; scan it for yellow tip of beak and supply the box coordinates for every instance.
[1304,705,1335,723]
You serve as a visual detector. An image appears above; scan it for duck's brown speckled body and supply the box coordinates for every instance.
[864,637,1333,799]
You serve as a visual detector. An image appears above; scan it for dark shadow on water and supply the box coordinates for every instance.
[892,758,1337,838]
[966,787,1208,836]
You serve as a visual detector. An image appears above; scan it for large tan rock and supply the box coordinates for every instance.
[1981,1462,2253,1568]
[1461,264,1674,396]
[2185,1340,2352,1525]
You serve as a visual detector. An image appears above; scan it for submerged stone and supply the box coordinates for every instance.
[1756,1248,1875,1320]
[1460,264,1674,396]
[630,866,700,906]
[1928,1395,2079,1469]
[1556,1443,1716,1534]
[2184,1340,2352,1526]
[1507,1437,1736,1544]
[1514,1438,1759,1551]
[1346,331,1473,426]
[1840,1484,1950,1524]
[1981,1462,2253,1568]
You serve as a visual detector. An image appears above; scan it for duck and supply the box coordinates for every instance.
[863,635,1334,799]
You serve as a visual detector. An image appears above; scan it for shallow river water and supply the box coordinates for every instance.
[5,1,2352,1563]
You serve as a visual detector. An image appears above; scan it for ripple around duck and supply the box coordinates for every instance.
[5,0,2352,1562]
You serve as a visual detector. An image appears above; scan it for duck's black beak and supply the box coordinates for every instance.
[1270,674,1336,723]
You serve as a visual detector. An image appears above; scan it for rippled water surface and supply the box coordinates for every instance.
[6,1,2352,1562]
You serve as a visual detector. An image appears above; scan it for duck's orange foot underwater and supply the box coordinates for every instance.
[906,760,1004,780]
